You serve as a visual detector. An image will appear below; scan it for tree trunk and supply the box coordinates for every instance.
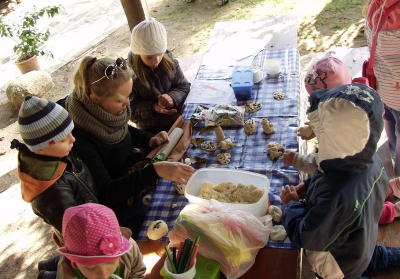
[120,0,149,32]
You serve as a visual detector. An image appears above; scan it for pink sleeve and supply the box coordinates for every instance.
[379,201,395,225]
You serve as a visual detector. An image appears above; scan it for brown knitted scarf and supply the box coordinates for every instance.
[66,92,130,144]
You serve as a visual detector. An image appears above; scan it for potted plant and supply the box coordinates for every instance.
[0,5,61,74]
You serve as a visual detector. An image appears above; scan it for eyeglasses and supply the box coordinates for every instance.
[91,57,127,85]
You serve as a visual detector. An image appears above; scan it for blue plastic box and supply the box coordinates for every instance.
[231,69,253,100]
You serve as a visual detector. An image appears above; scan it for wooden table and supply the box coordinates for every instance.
[138,15,300,279]
[137,241,298,279]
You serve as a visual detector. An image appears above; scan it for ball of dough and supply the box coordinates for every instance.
[218,138,233,150]
[174,181,186,195]
[147,220,169,240]
[244,118,256,135]
[270,225,287,241]
[217,153,231,165]
[267,142,284,160]
[273,91,285,100]
[261,118,274,134]
[267,205,282,222]
[201,141,216,151]
[298,125,313,138]
[245,101,262,113]
[184,158,192,165]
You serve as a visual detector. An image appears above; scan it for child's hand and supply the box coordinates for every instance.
[297,124,315,140]
[154,103,177,115]
[149,131,169,148]
[282,150,296,166]
[158,94,174,109]
[280,185,300,205]
[295,182,307,199]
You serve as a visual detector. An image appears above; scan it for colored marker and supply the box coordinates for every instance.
[188,244,199,269]
[164,246,177,274]
[177,238,191,273]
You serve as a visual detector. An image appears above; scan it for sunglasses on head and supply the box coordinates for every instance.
[91,57,127,85]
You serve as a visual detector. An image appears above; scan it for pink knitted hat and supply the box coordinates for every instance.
[304,51,352,95]
[58,203,132,266]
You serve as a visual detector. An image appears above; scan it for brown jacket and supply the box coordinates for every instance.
[129,51,191,133]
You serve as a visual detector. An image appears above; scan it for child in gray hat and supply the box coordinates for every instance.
[11,96,98,279]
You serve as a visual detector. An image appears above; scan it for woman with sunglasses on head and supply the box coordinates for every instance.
[128,18,191,134]
[64,56,194,239]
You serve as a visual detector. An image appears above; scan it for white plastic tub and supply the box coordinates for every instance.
[184,168,270,217]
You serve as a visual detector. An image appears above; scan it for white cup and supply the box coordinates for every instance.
[265,59,281,75]
[164,257,196,279]
[252,68,263,83]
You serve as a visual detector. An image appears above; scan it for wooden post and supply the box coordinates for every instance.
[120,0,149,32]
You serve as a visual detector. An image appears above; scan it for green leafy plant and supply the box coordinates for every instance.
[0,5,61,63]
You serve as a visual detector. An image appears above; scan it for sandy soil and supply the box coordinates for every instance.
[0,0,368,278]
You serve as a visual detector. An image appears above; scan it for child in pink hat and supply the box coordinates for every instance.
[284,51,400,224]
[57,203,146,279]
[284,51,354,168]
[304,51,352,95]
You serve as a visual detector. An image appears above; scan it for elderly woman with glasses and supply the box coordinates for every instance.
[63,56,194,239]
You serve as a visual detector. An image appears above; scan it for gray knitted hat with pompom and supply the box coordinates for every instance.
[18,96,74,152]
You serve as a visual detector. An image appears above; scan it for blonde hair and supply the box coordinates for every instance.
[73,56,134,101]
[133,54,174,89]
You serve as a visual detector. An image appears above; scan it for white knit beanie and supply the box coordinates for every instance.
[130,18,167,55]
[18,96,74,152]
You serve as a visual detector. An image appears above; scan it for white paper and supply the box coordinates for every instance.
[185,80,235,105]
[201,34,267,67]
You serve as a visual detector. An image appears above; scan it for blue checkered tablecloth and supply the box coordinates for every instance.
[138,48,302,250]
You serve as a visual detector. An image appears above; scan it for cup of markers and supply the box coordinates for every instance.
[164,236,200,279]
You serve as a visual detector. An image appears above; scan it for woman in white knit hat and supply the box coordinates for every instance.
[128,18,191,134]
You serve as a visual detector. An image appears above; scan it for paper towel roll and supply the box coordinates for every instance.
[153,127,184,162]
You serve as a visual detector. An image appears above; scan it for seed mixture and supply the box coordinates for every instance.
[198,181,264,204]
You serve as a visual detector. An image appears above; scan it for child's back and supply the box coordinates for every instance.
[282,84,390,278]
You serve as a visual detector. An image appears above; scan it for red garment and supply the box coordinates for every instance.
[379,201,396,224]
[367,0,400,30]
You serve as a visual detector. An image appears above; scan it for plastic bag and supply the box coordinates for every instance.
[169,201,273,279]
[204,104,245,127]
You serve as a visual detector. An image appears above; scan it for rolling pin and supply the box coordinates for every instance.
[152,127,184,162]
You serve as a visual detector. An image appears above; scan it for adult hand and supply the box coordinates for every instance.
[158,94,174,109]
[153,161,194,183]
[280,185,299,205]
[282,150,296,166]
[149,131,169,148]
[154,103,177,115]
